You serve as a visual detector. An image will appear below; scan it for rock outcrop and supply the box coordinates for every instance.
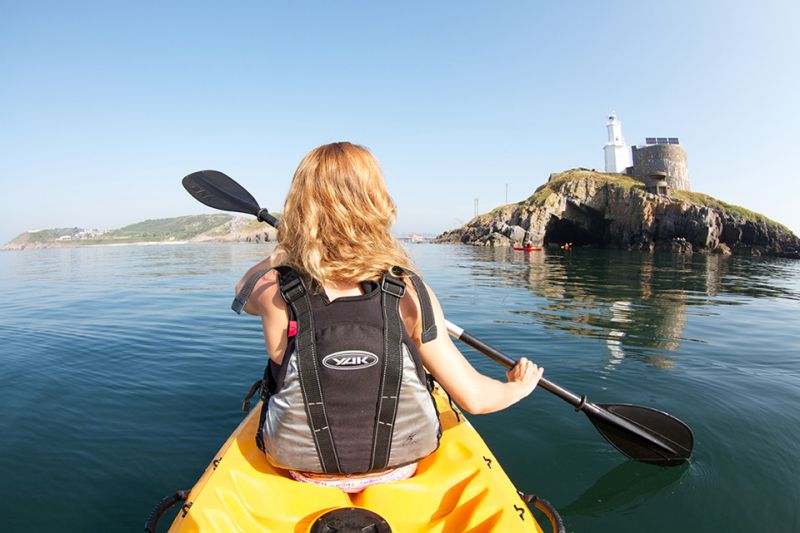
[190,216,277,244]
[435,169,800,258]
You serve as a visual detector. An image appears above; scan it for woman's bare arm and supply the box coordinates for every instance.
[235,261,289,364]
[411,284,543,415]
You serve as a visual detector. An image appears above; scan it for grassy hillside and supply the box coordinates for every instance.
[671,190,788,230]
[477,168,788,232]
[525,169,643,207]
[100,214,234,242]
[22,228,83,244]
[3,214,235,249]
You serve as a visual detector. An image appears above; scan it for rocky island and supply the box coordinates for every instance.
[435,169,800,258]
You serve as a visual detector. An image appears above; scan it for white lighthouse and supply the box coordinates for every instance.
[604,113,632,173]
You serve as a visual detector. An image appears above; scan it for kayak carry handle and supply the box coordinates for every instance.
[520,493,566,533]
[144,490,189,533]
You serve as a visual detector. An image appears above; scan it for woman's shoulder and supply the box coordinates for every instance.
[256,268,282,296]
[242,268,283,316]
[257,268,280,286]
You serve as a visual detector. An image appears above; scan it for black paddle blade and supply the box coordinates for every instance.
[588,404,694,467]
[182,170,261,216]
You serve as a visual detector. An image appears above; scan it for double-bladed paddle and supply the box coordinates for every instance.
[182,169,694,466]
[446,322,693,466]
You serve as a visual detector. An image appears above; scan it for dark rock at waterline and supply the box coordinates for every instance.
[434,169,800,258]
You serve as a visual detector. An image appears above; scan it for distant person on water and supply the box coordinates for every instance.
[235,142,543,492]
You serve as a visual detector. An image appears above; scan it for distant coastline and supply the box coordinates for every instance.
[79,240,191,247]
[2,214,277,251]
[7,171,799,259]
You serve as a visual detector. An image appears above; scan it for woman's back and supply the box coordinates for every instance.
[237,141,542,485]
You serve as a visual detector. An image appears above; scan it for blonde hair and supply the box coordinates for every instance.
[276,142,413,283]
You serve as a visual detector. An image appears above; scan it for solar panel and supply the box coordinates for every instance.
[645,137,656,144]
[657,137,668,144]
[668,138,679,144]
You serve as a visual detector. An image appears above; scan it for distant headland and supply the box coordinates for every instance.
[2,214,277,251]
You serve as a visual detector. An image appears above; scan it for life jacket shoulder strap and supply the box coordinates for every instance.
[275,266,341,473]
[370,268,438,469]
[370,269,406,470]
[231,268,273,314]
[396,268,438,343]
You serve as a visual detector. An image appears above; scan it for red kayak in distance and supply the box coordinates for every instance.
[512,246,542,252]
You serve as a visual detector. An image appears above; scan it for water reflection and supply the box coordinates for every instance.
[459,248,800,370]
[560,461,689,517]
[3,243,276,285]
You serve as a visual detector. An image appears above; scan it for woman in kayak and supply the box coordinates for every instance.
[236,142,543,492]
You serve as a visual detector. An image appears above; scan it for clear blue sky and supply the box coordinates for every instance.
[2,1,799,244]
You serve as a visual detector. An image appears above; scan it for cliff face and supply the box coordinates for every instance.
[190,216,277,244]
[435,169,800,258]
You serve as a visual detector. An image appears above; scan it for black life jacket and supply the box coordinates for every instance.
[234,266,441,475]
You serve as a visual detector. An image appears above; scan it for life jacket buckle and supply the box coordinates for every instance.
[381,276,406,298]
[279,271,307,303]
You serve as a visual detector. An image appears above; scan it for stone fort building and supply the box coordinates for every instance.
[603,113,690,195]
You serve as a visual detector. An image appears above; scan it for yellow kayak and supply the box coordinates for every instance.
[148,385,562,532]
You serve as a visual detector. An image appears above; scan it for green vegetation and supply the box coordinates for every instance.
[3,214,236,249]
[25,228,81,243]
[98,214,234,243]
[465,169,645,222]
[465,168,789,236]
[524,169,643,206]
[671,190,789,231]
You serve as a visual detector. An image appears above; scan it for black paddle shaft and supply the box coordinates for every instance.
[446,321,693,466]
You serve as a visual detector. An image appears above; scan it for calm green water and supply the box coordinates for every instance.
[1,244,798,532]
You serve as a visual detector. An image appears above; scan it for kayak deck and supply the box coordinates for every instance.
[168,386,544,532]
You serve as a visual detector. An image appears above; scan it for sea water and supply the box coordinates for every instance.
[1,244,798,532]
